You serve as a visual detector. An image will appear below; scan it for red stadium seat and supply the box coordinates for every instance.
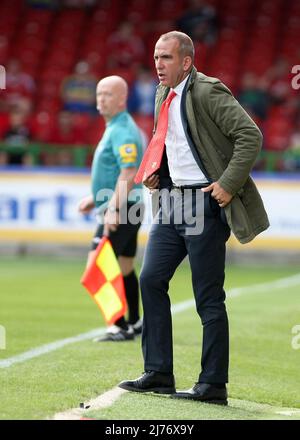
[132,114,154,141]
[29,111,57,142]
[264,117,293,151]
[88,116,106,146]
[0,0,299,159]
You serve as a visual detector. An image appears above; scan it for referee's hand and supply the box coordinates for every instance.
[78,195,95,214]
[103,209,119,236]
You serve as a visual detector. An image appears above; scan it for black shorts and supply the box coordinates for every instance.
[91,204,144,257]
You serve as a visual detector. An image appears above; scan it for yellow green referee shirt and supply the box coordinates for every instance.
[91,111,143,209]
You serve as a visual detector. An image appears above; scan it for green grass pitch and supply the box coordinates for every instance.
[0,256,299,420]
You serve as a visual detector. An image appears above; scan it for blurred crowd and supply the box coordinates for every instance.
[0,0,299,170]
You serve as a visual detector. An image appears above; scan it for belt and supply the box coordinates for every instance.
[171,183,210,192]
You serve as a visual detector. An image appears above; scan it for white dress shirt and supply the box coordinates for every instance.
[165,75,208,186]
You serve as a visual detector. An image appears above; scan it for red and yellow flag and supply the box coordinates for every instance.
[80,237,127,325]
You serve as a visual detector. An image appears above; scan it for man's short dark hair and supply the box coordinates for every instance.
[159,31,195,62]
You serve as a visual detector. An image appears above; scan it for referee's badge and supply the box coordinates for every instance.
[119,143,137,163]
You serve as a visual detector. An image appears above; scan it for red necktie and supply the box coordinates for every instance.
[134,90,177,184]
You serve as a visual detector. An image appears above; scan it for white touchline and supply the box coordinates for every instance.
[53,387,127,420]
[0,328,107,368]
[53,394,300,420]
[1,272,300,369]
[227,273,300,298]
[276,410,300,416]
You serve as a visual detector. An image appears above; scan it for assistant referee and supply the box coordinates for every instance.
[79,75,144,342]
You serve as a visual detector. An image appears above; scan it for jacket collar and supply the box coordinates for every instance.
[154,66,198,127]
[188,66,198,89]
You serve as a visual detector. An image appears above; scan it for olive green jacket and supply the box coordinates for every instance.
[155,67,270,244]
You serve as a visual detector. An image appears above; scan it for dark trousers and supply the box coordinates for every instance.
[140,189,231,383]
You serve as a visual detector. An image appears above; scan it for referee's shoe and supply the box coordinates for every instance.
[131,318,143,336]
[93,325,134,342]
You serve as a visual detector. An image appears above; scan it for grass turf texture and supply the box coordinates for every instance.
[0,256,299,419]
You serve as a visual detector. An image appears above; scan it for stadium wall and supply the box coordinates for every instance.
[0,169,299,261]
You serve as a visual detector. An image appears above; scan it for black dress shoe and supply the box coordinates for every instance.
[171,382,228,405]
[118,371,176,394]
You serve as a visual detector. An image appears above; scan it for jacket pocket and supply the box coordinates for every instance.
[205,193,228,226]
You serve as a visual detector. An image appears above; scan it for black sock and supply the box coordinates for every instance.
[114,316,128,330]
[124,270,140,324]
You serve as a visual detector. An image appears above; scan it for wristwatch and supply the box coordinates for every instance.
[107,205,119,213]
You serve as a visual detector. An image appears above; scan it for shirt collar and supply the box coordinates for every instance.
[172,74,190,97]
[107,110,126,126]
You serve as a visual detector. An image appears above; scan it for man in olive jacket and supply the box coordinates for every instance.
[119,31,269,405]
